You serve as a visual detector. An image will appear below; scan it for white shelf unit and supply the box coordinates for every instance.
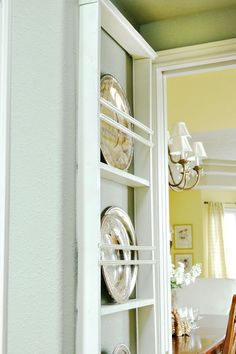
[77,1,169,354]
[101,298,155,316]
[100,162,150,188]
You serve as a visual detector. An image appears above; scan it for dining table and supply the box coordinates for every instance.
[172,314,228,354]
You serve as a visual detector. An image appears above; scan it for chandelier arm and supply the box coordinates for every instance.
[168,166,184,188]
[169,184,185,192]
[169,175,188,191]
[170,167,201,192]
[181,168,201,191]
[168,147,181,164]
[168,125,206,192]
[168,161,187,188]
[168,164,178,185]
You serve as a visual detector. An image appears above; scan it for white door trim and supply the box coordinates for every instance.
[154,37,236,354]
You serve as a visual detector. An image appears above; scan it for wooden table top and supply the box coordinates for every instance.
[172,315,227,354]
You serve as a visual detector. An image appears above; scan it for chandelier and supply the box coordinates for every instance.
[168,122,207,192]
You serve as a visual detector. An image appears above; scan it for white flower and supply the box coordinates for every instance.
[170,262,202,289]
[183,272,191,286]
[190,264,201,278]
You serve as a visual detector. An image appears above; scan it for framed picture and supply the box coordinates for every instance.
[174,224,193,249]
[175,253,193,272]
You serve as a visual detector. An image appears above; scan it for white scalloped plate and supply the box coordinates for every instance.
[101,214,132,304]
[100,74,133,171]
[104,206,138,297]
[112,344,131,354]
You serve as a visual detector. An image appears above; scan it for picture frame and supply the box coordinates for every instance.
[174,224,193,249]
[174,253,193,272]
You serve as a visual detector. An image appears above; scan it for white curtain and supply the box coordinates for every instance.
[223,208,236,279]
[206,202,227,278]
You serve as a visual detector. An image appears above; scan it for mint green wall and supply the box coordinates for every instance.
[140,6,236,50]
[7,10,134,353]
[8,0,76,353]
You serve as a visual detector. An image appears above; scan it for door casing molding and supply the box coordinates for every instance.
[153,37,236,353]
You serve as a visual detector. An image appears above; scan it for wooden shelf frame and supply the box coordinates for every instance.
[100,162,150,188]
[100,0,157,60]
[99,244,155,251]
[101,298,154,316]
[77,1,165,354]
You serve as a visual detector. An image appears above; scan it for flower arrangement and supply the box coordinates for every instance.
[171,262,201,289]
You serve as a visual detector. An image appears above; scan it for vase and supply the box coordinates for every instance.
[171,289,178,309]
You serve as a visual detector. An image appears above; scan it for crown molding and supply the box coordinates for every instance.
[155,37,236,72]
[199,159,236,189]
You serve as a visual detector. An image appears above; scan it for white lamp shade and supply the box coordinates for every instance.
[171,122,191,138]
[193,141,207,158]
[167,130,171,144]
[169,136,193,156]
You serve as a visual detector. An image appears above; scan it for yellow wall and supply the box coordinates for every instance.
[170,189,236,277]
[167,68,236,132]
[170,190,204,272]
[167,68,236,277]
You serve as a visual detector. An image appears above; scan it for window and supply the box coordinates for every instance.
[224,208,236,279]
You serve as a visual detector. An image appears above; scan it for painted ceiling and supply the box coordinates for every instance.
[113,0,236,25]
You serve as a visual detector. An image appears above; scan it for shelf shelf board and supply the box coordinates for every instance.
[100,163,150,188]
[101,298,154,316]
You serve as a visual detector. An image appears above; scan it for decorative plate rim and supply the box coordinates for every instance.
[112,343,131,354]
[104,206,138,297]
[100,74,134,171]
[101,214,132,304]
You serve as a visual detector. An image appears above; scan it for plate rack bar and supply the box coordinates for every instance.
[100,113,153,147]
[99,260,157,266]
[100,98,153,135]
[99,244,155,251]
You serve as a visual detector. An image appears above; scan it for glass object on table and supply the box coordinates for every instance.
[188,307,199,329]
[178,306,188,320]
[171,289,178,309]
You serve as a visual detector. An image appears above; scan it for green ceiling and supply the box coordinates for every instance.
[112,0,236,51]
[113,0,236,24]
